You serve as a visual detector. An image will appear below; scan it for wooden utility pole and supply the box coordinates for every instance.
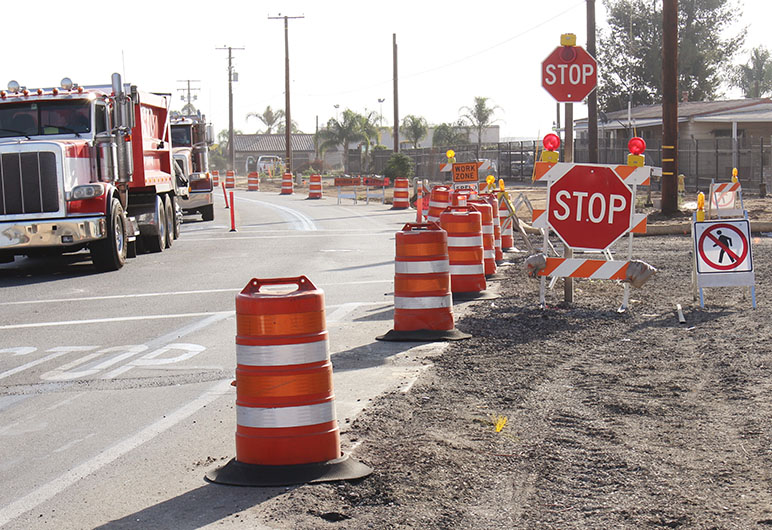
[661,0,679,214]
[586,0,598,163]
[216,46,244,172]
[269,14,304,174]
[393,34,399,153]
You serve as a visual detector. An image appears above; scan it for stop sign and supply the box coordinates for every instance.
[542,45,597,102]
[548,165,633,250]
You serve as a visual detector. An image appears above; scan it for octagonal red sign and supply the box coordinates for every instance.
[548,165,633,251]
[542,45,598,102]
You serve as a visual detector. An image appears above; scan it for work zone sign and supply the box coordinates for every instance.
[452,162,480,183]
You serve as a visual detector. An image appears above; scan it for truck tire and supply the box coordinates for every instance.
[91,198,127,272]
[164,195,174,249]
[144,195,167,253]
[200,204,214,222]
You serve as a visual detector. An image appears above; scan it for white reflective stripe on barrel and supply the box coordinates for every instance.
[237,401,336,429]
[447,235,483,247]
[450,264,485,275]
[237,339,329,367]
[482,225,493,234]
[484,250,495,259]
[429,200,448,208]
[394,294,452,309]
[395,260,449,274]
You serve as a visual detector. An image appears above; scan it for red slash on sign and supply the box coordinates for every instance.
[697,223,749,271]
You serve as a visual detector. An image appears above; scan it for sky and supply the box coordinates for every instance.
[1,0,767,140]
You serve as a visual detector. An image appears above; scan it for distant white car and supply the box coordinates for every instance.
[257,155,283,175]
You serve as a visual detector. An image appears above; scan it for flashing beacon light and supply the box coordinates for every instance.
[446,149,456,164]
[627,136,646,167]
[540,133,560,163]
[732,167,738,183]
[696,192,705,222]
[486,174,496,188]
[498,178,505,192]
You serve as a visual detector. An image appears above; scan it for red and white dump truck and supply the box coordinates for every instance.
[171,112,214,221]
[0,73,186,271]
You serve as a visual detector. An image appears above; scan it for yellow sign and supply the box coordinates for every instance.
[452,162,480,183]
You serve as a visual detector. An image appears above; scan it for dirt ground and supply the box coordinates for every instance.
[229,181,772,529]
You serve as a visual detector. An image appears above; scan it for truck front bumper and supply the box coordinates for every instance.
[0,216,106,251]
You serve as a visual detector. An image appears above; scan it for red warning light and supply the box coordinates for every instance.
[628,137,646,156]
[543,133,561,152]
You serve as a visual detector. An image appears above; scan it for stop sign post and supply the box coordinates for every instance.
[548,165,633,251]
[542,45,597,102]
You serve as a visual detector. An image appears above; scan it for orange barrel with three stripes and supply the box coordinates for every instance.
[212,170,220,187]
[225,170,236,189]
[247,172,260,191]
[235,276,340,466]
[440,205,486,294]
[468,199,496,276]
[392,177,410,209]
[499,198,514,250]
[394,222,454,332]
[481,193,503,262]
[427,186,452,223]
[280,172,294,195]
[308,174,322,199]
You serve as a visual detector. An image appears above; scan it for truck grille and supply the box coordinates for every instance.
[0,152,59,215]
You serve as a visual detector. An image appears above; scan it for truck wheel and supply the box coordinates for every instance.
[200,204,214,222]
[164,195,174,248]
[144,195,167,253]
[171,195,181,240]
[91,198,127,272]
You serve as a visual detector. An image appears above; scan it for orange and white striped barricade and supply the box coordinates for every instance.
[480,193,503,263]
[391,177,410,209]
[364,176,387,204]
[280,172,294,195]
[212,170,220,187]
[335,176,361,204]
[225,170,236,189]
[207,276,372,487]
[468,199,497,278]
[707,180,744,219]
[427,186,452,224]
[307,174,322,199]
[439,205,497,301]
[247,172,260,191]
[378,223,470,342]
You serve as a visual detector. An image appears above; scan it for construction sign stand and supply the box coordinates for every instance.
[530,152,652,311]
[707,178,745,219]
[691,216,756,309]
[335,176,361,205]
[363,176,389,204]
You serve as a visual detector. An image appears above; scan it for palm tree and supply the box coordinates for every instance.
[401,115,428,149]
[276,119,301,134]
[246,106,285,134]
[356,111,380,172]
[733,46,772,98]
[315,109,366,174]
[432,121,470,148]
[459,97,500,158]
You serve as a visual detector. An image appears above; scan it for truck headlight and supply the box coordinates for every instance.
[68,183,106,201]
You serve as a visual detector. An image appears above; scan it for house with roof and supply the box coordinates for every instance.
[233,133,318,175]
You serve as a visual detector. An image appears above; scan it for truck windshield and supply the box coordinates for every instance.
[171,125,192,147]
[0,100,91,138]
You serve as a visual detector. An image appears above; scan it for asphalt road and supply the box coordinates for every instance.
[0,188,451,529]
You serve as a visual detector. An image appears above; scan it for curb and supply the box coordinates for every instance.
[522,220,772,236]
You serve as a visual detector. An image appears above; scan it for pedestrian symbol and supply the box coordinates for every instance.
[713,230,736,264]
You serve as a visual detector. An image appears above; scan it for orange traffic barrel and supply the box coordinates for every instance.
[378,223,470,342]
[427,186,452,224]
[439,205,497,301]
[307,174,322,199]
[225,170,235,189]
[280,172,294,195]
[499,197,514,250]
[480,193,503,263]
[392,177,409,209]
[469,199,496,277]
[247,172,260,191]
[212,170,220,187]
[207,276,372,487]
[452,188,475,206]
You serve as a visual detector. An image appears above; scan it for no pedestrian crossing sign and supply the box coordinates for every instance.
[694,220,753,274]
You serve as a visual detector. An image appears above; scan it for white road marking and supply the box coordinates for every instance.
[0,378,233,528]
[0,311,234,330]
[0,347,96,381]
[235,196,318,231]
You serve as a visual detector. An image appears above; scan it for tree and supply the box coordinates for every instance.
[210,129,242,171]
[356,111,381,173]
[432,121,470,148]
[733,46,772,98]
[459,97,499,158]
[383,152,414,181]
[598,0,745,112]
[400,115,428,149]
[246,106,285,134]
[276,119,301,134]
[315,109,366,174]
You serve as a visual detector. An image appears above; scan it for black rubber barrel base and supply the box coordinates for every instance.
[206,454,372,487]
[376,328,471,342]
